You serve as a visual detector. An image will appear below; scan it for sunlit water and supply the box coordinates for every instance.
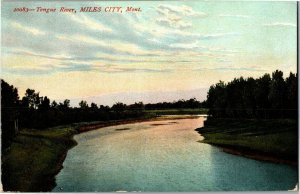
[53,116,298,192]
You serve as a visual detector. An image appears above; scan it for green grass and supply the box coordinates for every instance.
[2,127,78,191]
[196,118,298,161]
[145,108,208,115]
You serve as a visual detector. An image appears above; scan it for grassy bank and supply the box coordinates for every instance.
[1,126,78,191]
[196,118,298,165]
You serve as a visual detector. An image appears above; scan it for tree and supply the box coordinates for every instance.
[112,102,127,112]
[39,96,50,111]
[22,89,40,109]
[186,98,199,109]
[1,80,19,149]
[63,99,70,108]
[128,102,144,111]
[206,70,296,119]
[79,100,89,109]
[58,99,71,110]
[51,100,58,108]
[207,81,227,117]
[225,78,244,118]
[99,105,110,112]
[269,70,287,117]
[242,77,256,117]
[90,102,98,110]
[254,74,271,118]
[1,80,19,107]
[285,72,297,118]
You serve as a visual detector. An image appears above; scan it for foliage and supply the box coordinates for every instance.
[206,70,297,119]
[145,98,206,110]
[1,80,19,149]
[79,100,89,109]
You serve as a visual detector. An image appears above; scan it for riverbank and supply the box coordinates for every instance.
[196,118,298,166]
[2,114,200,191]
[1,126,78,191]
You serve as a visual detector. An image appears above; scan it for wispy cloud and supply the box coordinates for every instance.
[216,58,232,63]
[69,14,113,33]
[155,4,206,29]
[156,17,192,29]
[157,4,207,17]
[11,21,46,36]
[55,34,159,56]
[218,14,251,19]
[102,67,173,74]
[169,41,204,50]
[195,67,266,72]
[263,22,296,27]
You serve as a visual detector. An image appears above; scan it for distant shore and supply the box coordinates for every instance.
[196,118,298,166]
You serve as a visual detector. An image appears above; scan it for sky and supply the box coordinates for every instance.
[1,1,297,106]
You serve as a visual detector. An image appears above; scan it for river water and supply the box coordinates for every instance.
[53,116,298,192]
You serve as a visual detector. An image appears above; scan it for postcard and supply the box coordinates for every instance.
[1,0,298,192]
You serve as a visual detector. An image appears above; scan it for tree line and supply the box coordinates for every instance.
[206,70,297,119]
[145,98,206,110]
[1,79,205,149]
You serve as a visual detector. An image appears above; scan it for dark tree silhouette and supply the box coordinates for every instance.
[254,74,271,118]
[285,72,298,118]
[22,89,40,109]
[1,80,19,149]
[90,102,98,110]
[79,100,88,109]
[58,99,70,110]
[268,70,287,118]
[112,102,127,112]
[206,70,297,119]
[51,100,58,108]
[39,96,50,111]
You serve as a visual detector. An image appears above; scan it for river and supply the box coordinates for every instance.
[53,116,298,192]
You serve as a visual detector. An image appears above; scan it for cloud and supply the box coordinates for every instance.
[5,48,207,68]
[56,33,170,57]
[263,22,296,27]
[3,47,175,75]
[137,22,239,42]
[197,32,240,40]
[216,58,232,63]
[157,5,207,17]
[169,41,205,50]
[209,47,240,53]
[102,67,172,74]
[218,14,251,19]
[195,67,266,72]
[68,14,113,33]
[155,4,206,29]
[6,49,74,61]
[156,17,192,29]
[2,67,52,75]
[11,21,46,36]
